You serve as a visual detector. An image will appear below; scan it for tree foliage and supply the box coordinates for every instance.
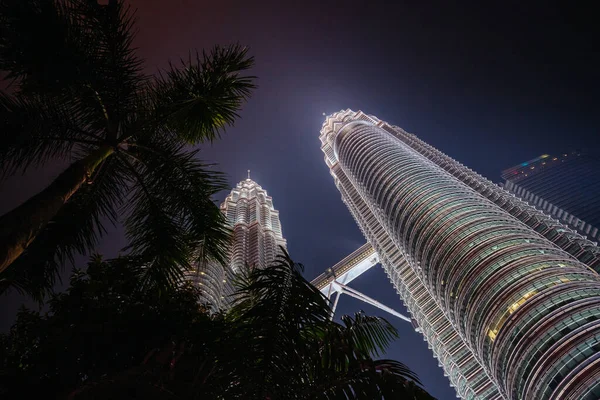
[0,0,255,298]
[0,254,436,399]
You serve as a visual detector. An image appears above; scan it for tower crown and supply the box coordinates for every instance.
[191,171,287,312]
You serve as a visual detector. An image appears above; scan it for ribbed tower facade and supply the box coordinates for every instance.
[190,174,287,309]
[320,110,600,400]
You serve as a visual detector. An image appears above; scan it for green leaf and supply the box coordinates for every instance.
[151,44,256,144]
[120,138,230,291]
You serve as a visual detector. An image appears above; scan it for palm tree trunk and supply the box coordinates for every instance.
[0,145,114,273]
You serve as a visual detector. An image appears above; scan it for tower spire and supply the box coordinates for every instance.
[247,169,251,180]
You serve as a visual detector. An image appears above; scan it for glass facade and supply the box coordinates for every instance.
[320,109,600,400]
[188,176,287,310]
[501,152,600,242]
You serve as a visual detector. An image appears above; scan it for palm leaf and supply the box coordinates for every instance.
[339,312,399,358]
[0,0,143,98]
[151,44,256,144]
[0,0,97,93]
[74,0,145,138]
[0,91,107,178]
[120,138,230,291]
[224,250,333,398]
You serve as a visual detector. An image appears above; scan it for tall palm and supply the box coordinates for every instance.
[0,0,255,297]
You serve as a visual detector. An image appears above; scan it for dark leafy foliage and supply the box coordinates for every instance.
[0,254,436,399]
[221,250,435,399]
[0,255,212,397]
[0,0,255,297]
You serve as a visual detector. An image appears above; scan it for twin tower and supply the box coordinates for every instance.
[196,109,600,400]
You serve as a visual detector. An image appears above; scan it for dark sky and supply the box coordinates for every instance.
[2,1,599,399]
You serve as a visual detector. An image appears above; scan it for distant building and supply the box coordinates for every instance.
[188,173,287,310]
[320,109,600,400]
[501,151,600,242]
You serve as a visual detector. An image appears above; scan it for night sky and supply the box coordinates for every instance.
[1,1,599,399]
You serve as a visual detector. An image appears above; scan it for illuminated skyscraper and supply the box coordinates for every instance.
[320,109,600,400]
[189,173,287,309]
[501,151,600,242]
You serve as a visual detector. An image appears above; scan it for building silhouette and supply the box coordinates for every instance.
[189,173,287,310]
[501,151,600,242]
[319,109,600,400]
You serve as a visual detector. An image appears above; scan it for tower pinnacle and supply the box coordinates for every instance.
[247,169,251,180]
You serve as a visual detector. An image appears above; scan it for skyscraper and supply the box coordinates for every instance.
[320,109,600,400]
[501,152,600,242]
[189,173,287,309]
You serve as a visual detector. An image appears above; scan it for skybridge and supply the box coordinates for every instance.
[311,243,411,323]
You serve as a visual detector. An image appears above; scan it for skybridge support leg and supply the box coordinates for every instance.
[330,291,341,319]
[330,280,411,323]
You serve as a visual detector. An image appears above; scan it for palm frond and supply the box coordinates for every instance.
[0,0,145,147]
[304,357,425,400]
[0,0,97,93]
[339,312,399,358]
[231,249,330,324]
[0,1,144,97]
[222,250,334,398]
[372,359,422,386]
[151,44,256,144]
[371,359,434,399]
[120,139,230,291]
[74,0,145,136]
[0,156,128,299]
[0,91,105,178]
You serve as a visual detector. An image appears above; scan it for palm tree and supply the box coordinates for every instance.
[0,0,255,297]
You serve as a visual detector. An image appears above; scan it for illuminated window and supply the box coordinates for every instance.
[488,290,538,341]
